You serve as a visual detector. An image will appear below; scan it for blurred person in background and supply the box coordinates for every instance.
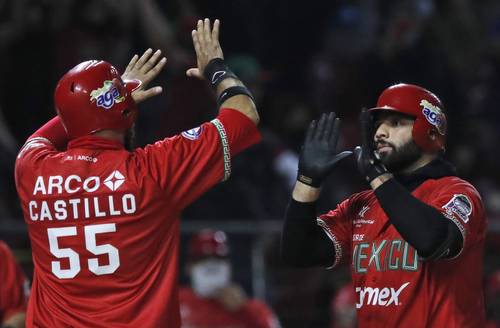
[180,229,280,328]
[329,283,356,328]
[485,270,500,327]
[282,83,487,327]
[0,240,29,328]
[0,107,19,219]
[14,19,260,327]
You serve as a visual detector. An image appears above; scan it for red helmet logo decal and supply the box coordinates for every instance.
[90,79,126,109]
[420,99,446,135]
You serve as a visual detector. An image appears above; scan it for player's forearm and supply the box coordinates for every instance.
[28,116,68,150]
[216,77,259,125]
[374,178,461,258]
[281,197,333,267]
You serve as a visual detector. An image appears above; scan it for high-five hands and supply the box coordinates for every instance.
[186,19,224,79]
[354,109,388,183]
[298,112,352,187]
[122,49,167,104]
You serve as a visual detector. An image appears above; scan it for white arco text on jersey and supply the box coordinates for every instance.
[28,174,137,221]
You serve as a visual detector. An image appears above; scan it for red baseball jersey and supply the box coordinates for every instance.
[0,241,29,324]
[179,287,280,328]
[318,176,486,327]
[15,109,260,328]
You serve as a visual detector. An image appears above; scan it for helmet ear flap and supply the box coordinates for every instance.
[412,118,445,153]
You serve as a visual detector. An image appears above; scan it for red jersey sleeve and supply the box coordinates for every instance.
[0,241,29,323]
[317,196,358,269]
[426,178,486,258]
[135,108,260,211]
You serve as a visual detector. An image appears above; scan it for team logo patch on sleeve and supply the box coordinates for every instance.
[442,194,472,223]
[181,126,203,140]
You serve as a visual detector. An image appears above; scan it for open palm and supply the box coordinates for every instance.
[121,48,167,104]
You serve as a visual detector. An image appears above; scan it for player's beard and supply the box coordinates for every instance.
[378,139,422,173]
[124,125,136,152]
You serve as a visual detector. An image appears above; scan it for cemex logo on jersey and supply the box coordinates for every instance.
[420,99,446,135]
[355,282,410,309]
[90,80,125,109]
[354,206,374,227]
[443,194,472,223]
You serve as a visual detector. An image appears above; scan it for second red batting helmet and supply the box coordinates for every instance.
[54,60,141,139]
[188,229,229,260]
[369,83,447,153]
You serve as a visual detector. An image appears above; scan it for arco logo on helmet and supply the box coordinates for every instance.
[420,99,446,135]
[90,80,126,110]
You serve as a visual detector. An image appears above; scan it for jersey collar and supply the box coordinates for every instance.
[67,135,125,150]
[395,157,457,191]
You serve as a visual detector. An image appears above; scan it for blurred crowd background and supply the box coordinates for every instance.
[1,0,500,326]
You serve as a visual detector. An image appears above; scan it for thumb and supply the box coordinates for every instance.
[353,146,362,161]
[186,68,203,79]
[131,87,163,104]
[325,150,353,169]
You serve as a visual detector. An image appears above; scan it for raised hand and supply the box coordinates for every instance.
[186,18,224,79]
[354,108,388,183]
[121,48,167,104]
[298,112,352,187]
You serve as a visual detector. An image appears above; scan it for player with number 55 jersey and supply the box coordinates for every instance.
[15,19,260,327]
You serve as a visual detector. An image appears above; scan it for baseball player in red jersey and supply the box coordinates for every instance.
[0,241,29,328]
[15,19,260,327]
[281,84,487,327]
[179,229,280,328]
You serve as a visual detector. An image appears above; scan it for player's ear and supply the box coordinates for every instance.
[429,129,437,141]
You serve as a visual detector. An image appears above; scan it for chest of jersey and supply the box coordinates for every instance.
[351,200,419,276]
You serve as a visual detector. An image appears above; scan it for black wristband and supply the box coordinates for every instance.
[297,173,321,188]
[203,58,238,87]
[365,163,388,183]
[217,86,254,107]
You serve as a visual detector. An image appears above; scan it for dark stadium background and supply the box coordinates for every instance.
[1,0,499,326]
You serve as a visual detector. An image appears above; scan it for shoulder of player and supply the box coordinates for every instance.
[16,137,58,164]
[135,122,221,152]
[320,190,373,218]
[432,176,481,198]
[0,240,10,254]
[0,241,15,267]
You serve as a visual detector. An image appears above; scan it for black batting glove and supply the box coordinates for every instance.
[354,108,388,183]
[298,112,352,187]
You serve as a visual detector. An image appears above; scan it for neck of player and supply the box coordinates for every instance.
[93,130,125,143]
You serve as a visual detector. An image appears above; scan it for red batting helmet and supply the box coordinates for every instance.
[188,229,229,260]
[369,83,447,153]
[54,60,141,139]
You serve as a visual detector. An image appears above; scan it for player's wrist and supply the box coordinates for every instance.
[204,58,255,107]
[292,180,321,202]
[297,172,323,188]
[203,58,237,87]
[369,172,393,190]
